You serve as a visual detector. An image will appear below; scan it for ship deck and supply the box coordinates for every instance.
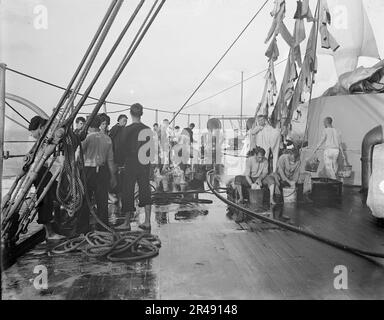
[2,186,384,300]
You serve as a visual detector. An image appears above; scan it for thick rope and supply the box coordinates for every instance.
[170,0,271,123]
[56,132,84,216]
[52,139,160,262]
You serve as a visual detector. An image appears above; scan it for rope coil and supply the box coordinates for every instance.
[52,230,161,263]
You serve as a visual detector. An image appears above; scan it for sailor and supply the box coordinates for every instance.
[178,128,193,171]
[234,147,269,204]
[117,103,153,231]
[249,115,281,172]
[152,123,161,166]
[109,114,128,204]
[159,119,172,166]
[76,115,117,233]
[185,123,196,161]
[265,148,312,205]
[74,116,85,134]
[28,116,64,239]
[99,113,111,135]
[310,117,346,179]
[109,114,128,167]
[153,123,160,137]
[186,123,195,144]
[172,126,181,146]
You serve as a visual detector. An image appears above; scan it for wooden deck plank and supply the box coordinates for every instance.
[2,187,384,300]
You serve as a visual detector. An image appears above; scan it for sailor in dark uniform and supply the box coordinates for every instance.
[28,116,64,240]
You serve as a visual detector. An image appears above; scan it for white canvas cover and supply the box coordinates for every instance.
[367,144,384,218]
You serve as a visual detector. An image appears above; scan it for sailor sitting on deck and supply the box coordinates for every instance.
[234,147,269,204]
[264,149,312,205]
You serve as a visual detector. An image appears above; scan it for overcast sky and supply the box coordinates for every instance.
[1,0,384,128]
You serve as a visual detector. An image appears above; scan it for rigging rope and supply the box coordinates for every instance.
[5,101,31,124]
[1,0,166,250]
[48,1,168,263]
[170,0,271,123]
[51,142,160,262]
[31,0,122,166]
[1,0,124,234]
[56,132,85,216]
[64,0,145,125]
[5,1,275,119]
[81,0,166,134]
[182,58,288,111]
[5,65,269,118]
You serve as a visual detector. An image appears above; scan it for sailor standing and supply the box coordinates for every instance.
[118,103,153,231]
[310,117,346,179]
[76,115,117,233]
[117,104,153,231]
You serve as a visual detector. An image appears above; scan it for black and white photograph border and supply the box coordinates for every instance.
[1,0,384,301]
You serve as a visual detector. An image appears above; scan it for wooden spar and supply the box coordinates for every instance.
[240,71,244,132]
[0,63,6,203]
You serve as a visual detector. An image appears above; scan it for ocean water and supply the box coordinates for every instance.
[2,145,33,178]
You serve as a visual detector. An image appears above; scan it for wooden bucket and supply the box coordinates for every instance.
[249,189,264,206]
[283,187,297,203]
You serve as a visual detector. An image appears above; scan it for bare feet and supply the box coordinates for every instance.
[46,233,66,240]
[44,224,65,240]
[115,222,131,231]
[138,223,151,231]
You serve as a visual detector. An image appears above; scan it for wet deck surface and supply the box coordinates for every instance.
[2,187,384,300]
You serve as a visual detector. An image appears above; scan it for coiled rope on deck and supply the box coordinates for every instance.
[52,230,160,262]
[52,187,218,260]
[52,136,161,262]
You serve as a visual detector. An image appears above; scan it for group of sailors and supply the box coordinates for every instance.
[26,106,345,239]
[235,114,345,206]
[27,104,200,240]
[152,119,196,166]
[28,104,162,239]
